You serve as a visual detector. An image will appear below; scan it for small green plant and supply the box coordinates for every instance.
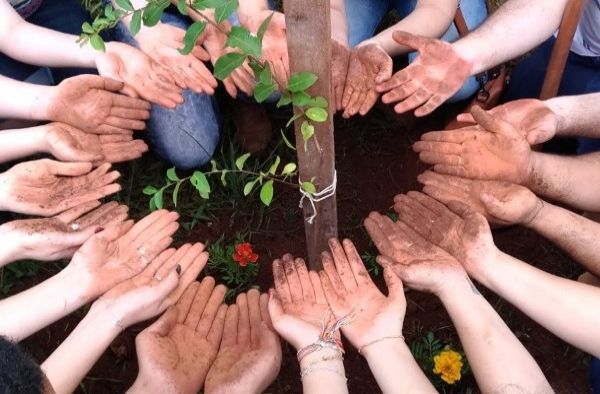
[360,250,380,276]
[0,261,40,295]
[206,234,260,301]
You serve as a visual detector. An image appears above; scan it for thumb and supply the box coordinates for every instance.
[267,288,284,323]
[456,113,476,124]
[471,106,519,137]
[392,31,429,51]
[100,76,126,92]
[271,12,286,30]
[63,225,103,247]
[480,192,509,218]
[47,160,93,176]
[446,200,475,219]
[382,265,405,303]
[145,306,178,336]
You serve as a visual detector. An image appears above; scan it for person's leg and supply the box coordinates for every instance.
[344,0,391,47]
[590,357,600,394]
[113,12,221,170]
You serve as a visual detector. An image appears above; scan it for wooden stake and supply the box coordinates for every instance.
[283,0,337,269]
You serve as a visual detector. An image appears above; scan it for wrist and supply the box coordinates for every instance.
[362,336,409,363]
[87,298,128,335]
[544,96,570,136]
[452,39,479,75]
[29,84,57,121]
[0,222,26,265]
[522,198,545,228]
[31,124,53,154]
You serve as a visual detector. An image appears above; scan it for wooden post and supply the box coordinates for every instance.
[283,0,337,269]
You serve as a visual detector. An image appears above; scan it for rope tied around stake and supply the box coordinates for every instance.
[298,171,337,224]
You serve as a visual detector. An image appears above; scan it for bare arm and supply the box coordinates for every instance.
[0,75,55,120]
[330,0,348,45]
[546,93,600,138]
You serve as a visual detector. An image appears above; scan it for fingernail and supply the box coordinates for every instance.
[176,264,181,275]
[95,226,104,233]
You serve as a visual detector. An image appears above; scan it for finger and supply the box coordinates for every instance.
[341,85,355,110]
[142,222,179,250]
[248,288,262,343]
[433,164,468,177]
[206,304,227,346]
[99,133,134,143]
[413,140,463,155]
[414,94,446,117]
[170,253,208,306]
[328,238,357,290]
[359,90,379,116]
[175,281,201,324]
[132,211,180,245]
[126,210,170,241]
[471,106,517,137]
[392,31,429,50]
[76,202,125,228]
[143,305,178,337]
[417,170,470,193]
[381,80,418,104]
[393,89,433,114]
[318,270,344,312]
[57,184,122,212]
[55,200,101,223]
[223,78,238,98]
[456,113,476,124]
[111,94,151,110]
[109,106,151,121]
[196,284,227,336]
[294,258,315,301]
[236,292,250,344]
[341,238,372,286]
[104,116,146,131]
[342,88,362,118]
[189,61,218,91]
[383,265,405,304]
[191,44,211,62]
[272,259,292,303]
[144,248,176,278]
[153,243,192,281]
[321,251,346,292]
[335,84,345,111]
[308,270,326,304]
[419,151,461,166]
[408,190,454,218]
[221,304,239,346]
[420,129,481,143]
[102,140,149,163]
[95,124,134,135]
[47,161,93,177]
[184,276,216,329]
[364,214,395,257]
[282,254,303,302]
[99,76,125,92]
[259,293,272,327]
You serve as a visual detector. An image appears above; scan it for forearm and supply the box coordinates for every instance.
[0,125,49,163]
[363,339,436,393]
[299,348,348,394]
[526,152,600,211]
[330,0,348,46]
[367,0,457,55]
[0,265,89,341]
[527,201,600,277]
[477,250,600,358]
[0,75,54,120]
[237,0,268,15]
[42,306,121,394]
[453,0,568,74]
[439,279,550,393]
[545,93,600,138]
[0,222,28,265]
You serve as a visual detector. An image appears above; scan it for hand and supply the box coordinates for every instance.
[364,211,465,295]
[203,23,255,98]
[134,23,218,95]
[390,191,497,280]
[205,289,282,394]
[68,210,180,300]
[417,170,543,226]
[47,75,150,135]
[96,41,184,108]
[413,107,534,183]
[45,123,148,164]
[0,160,121,216]
[268,254,336,350]
[240,11,289,86]
[91,242,210,328]
[331,40,350,112]
[132,278,227,394]
[456,99,559,145]
[377,31,472,116]
[317,238,405,350]
[341,42,392,118]
[1,201,127,262]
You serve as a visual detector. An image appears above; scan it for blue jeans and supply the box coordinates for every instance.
[0,0,93,84]
[500,36,600,153]
[344,0,488,102]
[112,12,220,170]
[591,357,600,394]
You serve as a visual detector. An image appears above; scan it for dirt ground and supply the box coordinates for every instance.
[12,100,592,394]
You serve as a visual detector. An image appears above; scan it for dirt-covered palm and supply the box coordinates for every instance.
[414,107,534,183]
[457,99,559,145]
[46,122,148,164]
[417,171,543,226]
[4,201,127,262]
[342,42,392,118]
[0,159,121,216]
[134,23,217,95]
[364,212,465,295]
[96,41,183,109]
[47,75,150,135]
[331,40,350,112]
[318,238,405,349]
[377,31,472,117]
[68,210,180,300]
[391,192,498,279]
[268,254,336,350]
[206,290,281,394]
[134,279,227,394]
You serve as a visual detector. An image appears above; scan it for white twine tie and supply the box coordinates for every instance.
[299,171,337,224]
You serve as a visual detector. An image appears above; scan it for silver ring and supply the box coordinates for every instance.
[137,246,147,256]
[70,223,80,231]
[154,274,163,281]
[458,156,462,166]
[140,255,149,266]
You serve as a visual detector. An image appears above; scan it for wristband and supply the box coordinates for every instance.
[358,335,405,355]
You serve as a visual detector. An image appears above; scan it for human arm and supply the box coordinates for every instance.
[318,238,435,393]
[267,255,348,394]
[42,243,208,394]
[364,211,552,392]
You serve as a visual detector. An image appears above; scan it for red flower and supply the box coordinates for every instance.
[233,242,259,267]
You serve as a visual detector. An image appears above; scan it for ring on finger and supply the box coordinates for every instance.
[137,246,147,256]
[70,223,81,231]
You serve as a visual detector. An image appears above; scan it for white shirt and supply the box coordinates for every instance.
[571,0,600,57]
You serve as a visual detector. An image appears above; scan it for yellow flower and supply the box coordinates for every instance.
[433,349,463,384]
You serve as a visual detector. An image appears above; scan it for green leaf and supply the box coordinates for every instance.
[149,195,157,211]
[220,170,228,186]
[142,185,158,195]
[305,107,328,122]
[268,156,281,175]
[82,22,94,34]
[276,91,292,108]
[292,91,310,107]
[285,113,302,128]
[130,10,142,36]
[257,12,274,43]
[253,81,277,103]
[173,182,182,207]
[142,1,169,27]
[260,180,274,206]
[191,171,211,199]
[115,0,133,11]
[308,96,328,108]
[281,162,296,176]
[287,71,318,92]
[301,181,316,195]
[243,179,258,196]
[104,3,116,19]
[214,0,238,23]
[153,189,164,209]
[90,34,105,51]
[259,65,272,84]
[235,153,251,170]
[213,53,246,80]
[226,26,261,57]
[210,159,218,172]
[300,121,315,142]
[166,167,179,182]
[280,129,296,151]
[177,0,188,15]
[179,21,207,55]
